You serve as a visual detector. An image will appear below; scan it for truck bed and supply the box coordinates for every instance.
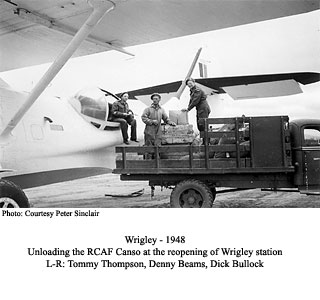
[114,116,294,176]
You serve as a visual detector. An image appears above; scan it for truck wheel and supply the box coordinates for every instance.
[170,179,213,208]
[0,180,30,208]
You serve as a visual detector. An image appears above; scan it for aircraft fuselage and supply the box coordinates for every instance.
[0,83,122,188]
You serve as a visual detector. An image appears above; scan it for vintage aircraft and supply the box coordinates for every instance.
[0,0,319,207]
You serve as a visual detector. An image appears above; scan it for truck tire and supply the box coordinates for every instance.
[0,179,30,208]
[170,179,213,208]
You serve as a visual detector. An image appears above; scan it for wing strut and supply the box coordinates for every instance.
[0,0,116,140]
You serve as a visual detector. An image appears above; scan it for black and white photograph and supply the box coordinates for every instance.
[1,0,320,208]
[0,0,319,299]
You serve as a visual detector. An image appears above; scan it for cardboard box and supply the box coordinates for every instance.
[169,110,189,125]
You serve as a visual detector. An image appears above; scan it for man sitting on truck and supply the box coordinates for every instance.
[112,92,138,145]
[141,93,176,147]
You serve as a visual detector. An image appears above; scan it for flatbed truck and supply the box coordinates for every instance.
[113,116,320,207]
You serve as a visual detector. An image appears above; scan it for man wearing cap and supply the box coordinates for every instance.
[141,93,176,146]
[183,78,211,143]
[112,92,138,145]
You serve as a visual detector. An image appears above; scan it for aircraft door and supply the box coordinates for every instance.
[302,126,320,187]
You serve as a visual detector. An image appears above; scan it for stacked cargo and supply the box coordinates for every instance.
[161,110,195,145]
[161,124,194,144]
[160,111,195,159]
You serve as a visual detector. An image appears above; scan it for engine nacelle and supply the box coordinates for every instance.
[68,87,120,130]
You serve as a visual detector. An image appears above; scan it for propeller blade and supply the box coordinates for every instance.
[100,88,120,100]
[176,47,202,99]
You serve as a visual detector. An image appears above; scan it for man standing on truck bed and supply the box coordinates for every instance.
[182,78,211,143]
[141,93,176,146]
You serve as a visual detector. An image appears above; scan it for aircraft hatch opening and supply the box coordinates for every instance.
[68,87,120,130]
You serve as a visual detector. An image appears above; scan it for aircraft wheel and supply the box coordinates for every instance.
[170,179,213,208]
[0,180,30,208]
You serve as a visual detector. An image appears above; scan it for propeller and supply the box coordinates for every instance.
[100,88,120,100]
[175,47,202,99]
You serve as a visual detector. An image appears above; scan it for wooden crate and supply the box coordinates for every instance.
[162,124,193,134]
[161,135,195,144]
[161,124,195,144]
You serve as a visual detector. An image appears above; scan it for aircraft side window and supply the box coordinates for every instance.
[304,128,320,146]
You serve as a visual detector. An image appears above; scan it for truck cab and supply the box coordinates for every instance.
[290,119,320,194]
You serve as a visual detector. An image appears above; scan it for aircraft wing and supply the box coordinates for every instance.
[1,0,318,72]
[117,72,320,101]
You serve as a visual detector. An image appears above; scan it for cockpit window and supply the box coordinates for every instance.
[69,87,121,128]
[77,95,106,121]
[304,127,320,146]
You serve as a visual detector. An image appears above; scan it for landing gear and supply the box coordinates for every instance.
[0,180,30,208]
[170,179,214,208]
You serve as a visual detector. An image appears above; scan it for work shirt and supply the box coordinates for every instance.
[112,99,132,119]
[187,85,211,132]
[141,104,172,145]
